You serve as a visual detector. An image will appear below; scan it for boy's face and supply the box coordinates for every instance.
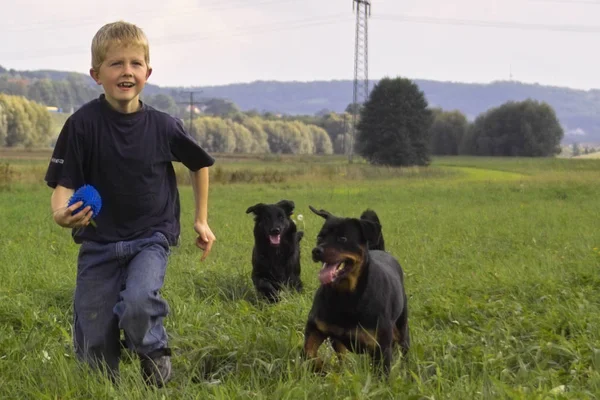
[89,44,152,114]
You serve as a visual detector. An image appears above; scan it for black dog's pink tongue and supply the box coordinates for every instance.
[269,234,281,245]
[319,262,340,284]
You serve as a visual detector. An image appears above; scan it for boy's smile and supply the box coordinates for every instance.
[90,44,152,114]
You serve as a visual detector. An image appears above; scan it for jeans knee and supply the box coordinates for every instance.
[117,289,169,323]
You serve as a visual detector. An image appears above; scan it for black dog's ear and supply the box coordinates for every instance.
[357,219,382,245]
[276,200,295,216]
[246,203,266,215]
[309,205,332,219]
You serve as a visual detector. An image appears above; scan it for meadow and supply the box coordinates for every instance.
[1,152,599,399]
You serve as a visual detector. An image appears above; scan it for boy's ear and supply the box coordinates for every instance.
[146,67,153,80]
[89,68,101,85]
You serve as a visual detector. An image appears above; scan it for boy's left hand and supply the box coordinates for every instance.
[194,221,216,261]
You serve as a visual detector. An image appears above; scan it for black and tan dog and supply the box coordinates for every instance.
[246,200,304,302]
[302,206,409,376]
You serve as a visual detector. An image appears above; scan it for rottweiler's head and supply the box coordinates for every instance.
[246,200,295,247]
[309,206,381,290]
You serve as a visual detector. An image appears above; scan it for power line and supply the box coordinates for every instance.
[0,0,299,33]
[372,14,600,33]
[0,14,350,62]
[176,91,204,133]
[529,0,600,4]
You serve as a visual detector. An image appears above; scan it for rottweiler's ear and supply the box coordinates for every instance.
[309,205,332,219]
[358,219,382,245]
[276,200,295,216]
[246,203,266,215]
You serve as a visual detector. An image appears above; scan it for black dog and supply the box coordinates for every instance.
[246,200,304,302]
[302,206,409,376]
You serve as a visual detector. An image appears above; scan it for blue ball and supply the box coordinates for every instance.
[68,184,102,217]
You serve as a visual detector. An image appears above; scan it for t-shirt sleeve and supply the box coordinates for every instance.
[44,117,85,189]
[169,118,215,171]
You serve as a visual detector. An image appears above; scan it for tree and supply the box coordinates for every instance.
[572,142,581,157]
[28,79,58,106]
[320,112,351,154]
[463,99,564,156]
[145,93,177,115]
[315,108,332,117]
[0,100,7,146]
[429,109,469,155]
[235,115,270,153]
[202,98,240,117]
[355,77,432,166]
[307,125,333,155]
[345,103,361,115]
[0,94,53,147]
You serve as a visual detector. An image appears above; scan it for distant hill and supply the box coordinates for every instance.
[195,79,600,145]
[2,66,599,144]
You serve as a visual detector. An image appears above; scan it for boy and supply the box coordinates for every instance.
[44,21,216,387]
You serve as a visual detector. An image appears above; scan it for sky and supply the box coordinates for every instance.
[1,0,599,90]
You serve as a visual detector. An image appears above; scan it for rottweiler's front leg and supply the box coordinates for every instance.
[303,320,326,372]
[372,323,394,377]
[331,338,349,366]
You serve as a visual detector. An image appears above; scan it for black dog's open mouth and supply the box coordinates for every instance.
[269,234,281,246]
[319,261,352,284]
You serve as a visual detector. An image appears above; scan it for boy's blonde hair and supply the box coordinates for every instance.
[91,21,150,71]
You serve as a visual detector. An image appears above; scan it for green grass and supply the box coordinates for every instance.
[1,156,600,399]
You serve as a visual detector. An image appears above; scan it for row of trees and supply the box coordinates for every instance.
[0,68,246,121]
[355,77,564,166]
[571,142,597,157]
[191,115,333,154]
[0,70,566,164]
[0,74,101,113]
[429,101,563,157]
[0,94,53,147]
[0,92,338,154]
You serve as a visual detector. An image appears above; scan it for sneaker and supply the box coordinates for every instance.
[140,348,172,387]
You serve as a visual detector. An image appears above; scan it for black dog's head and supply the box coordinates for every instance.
[309,206,381,290]
[246,200,295,247]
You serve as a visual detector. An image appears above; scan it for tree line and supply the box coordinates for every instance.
[0,94,53,148]
[0,71,101,113]
[189,115,334,154]
[0,67,567,163]
[355,77,565,166]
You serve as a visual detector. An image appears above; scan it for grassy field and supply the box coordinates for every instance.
[1,154,600,399]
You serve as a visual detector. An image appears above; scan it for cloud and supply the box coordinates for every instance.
[566,128,587,136]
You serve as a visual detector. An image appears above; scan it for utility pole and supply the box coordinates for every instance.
[349,0,371,162]
[176,90,203,133]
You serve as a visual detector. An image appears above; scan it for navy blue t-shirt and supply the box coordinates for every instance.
[45,94,215,245]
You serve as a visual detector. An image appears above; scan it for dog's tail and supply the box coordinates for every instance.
[360,209,385,251]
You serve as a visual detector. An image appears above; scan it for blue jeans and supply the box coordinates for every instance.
[73,232,171,374]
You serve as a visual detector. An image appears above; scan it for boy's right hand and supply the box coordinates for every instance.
[53,201,94,228]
